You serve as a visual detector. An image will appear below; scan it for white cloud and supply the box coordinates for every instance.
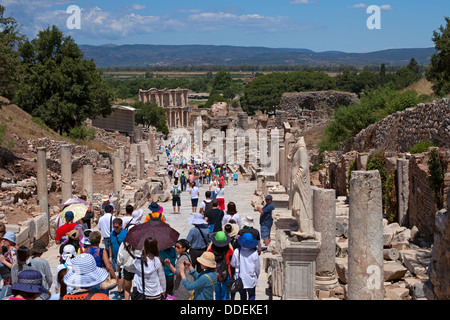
[347,3,394,10]
[289,0,316,4]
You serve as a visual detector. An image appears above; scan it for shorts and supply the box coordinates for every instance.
[260,222,273,240]
[191,198,199,207]
[172,197,181,206]
[123,269,135,281]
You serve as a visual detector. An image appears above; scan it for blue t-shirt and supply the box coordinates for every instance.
[110,228,128,260]
[233,172,238,179]
[159,247,177,276]
[260,202,275,225]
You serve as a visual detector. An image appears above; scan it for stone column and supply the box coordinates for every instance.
[312,186,339,290]
[397,158,410,227]
[348,171,384,300]
[60,144,72,204]
[113,158,122,196]
[136,145,142,180]
[82,164,93,203]
[37,147,49,232]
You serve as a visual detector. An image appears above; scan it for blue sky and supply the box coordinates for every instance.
[1,0,448,52]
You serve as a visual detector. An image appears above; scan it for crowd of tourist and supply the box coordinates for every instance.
[0,140,275,301]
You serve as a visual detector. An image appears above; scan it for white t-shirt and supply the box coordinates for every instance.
[98,213,114,238]
[215,187,225,199]
[189,186,199,199]
[199,199,212,213]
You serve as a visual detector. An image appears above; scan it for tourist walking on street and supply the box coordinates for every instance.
[230,232,260,301]
[98,204,115,255]
[62,253,110,300]
[109,218,128,300]
[171,180,182,214]
[189,182,200,213]
[208,231,233,300]
[186,213,211,273]
[180,170,187,191]
[180,251,217,300]
[0,231,18,299]
[132,237,166,300]
[199,191,213,215]
[222,201,242,229]
[117,241,140,300]
[164,239,194,300]
[8,270,49,300]
[215,183,226,210]
[204,199,224,233]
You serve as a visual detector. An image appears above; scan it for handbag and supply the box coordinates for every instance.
[227,250,243,293]
[100,274,117,291]
[131,257,146,300]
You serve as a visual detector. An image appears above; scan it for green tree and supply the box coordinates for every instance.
[132,101,169,135]
[211,71,232,92]
[14,25,113,135]
[427,148,448,209]
[0,5,25,99]
[426,17,450,97]
[407,58,420,74]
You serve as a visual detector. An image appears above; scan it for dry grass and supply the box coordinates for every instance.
[403,77,435,96]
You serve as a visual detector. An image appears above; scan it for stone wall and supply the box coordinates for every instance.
[348,98,450,153]
[280,91,359,117]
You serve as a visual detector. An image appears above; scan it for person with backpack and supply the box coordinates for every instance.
[204,199,225,233]
[180,171,187,191]
[199,191,213,215]
[207,231,233,300]
[144,202,166,223]
[171,180,182,214]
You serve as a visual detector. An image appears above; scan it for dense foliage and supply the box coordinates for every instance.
[426,17,450,97]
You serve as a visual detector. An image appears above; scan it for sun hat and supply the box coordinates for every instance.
[102,196,110,202]
[237,232,259,249]
[2,231,16,244]
[243,215,254,228]
[63,253,109,288]
[65,211,74,221]
[188,213,207,225]
[10,270,49,295]
[211,231,231,247]
[196,251,216,269]
[222,223,239,237]
[67,229,80,241]
[61,244,76,264]
[30,239,48,255]
[148,202,162,212]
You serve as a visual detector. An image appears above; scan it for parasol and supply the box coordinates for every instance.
[59,197,89,210]
[60,203,88,223]
[124,220,179,251]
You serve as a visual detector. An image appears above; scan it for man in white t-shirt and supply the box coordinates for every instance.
[189,182,200,213]
[199,191,213,214]
[98,204,114,255]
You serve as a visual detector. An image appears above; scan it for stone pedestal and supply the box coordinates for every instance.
[113,158,122,197]
[281,237,321,300]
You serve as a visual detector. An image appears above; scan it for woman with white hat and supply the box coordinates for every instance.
[230,232,260,301]
[62,253,110,300]
[179,251,217,300]
[186,213,211,273]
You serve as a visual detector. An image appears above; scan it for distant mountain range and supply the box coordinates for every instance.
[79,44,435,67]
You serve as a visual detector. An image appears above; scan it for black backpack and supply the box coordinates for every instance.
[214,252,229,283]
[149,212,163,222]
[203,200,214,212]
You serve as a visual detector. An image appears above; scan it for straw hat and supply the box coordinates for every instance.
[222,223,239,237]
[63,253,109,288]
[196,251,216,269]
